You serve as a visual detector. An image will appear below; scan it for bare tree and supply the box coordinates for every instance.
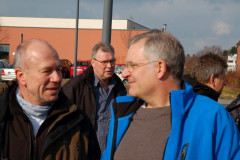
[184,54,198,74]
[196,45,223,57]
[120,16,135,49]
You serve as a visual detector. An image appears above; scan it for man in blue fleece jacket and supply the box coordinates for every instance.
[101,29,240,160]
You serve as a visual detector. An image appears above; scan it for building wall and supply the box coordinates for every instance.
[0,26,147,65]
[227,54,237,71]
[237,43,240,72]
[0,17,149,30]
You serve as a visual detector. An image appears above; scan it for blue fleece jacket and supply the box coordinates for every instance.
[101,83,240,160]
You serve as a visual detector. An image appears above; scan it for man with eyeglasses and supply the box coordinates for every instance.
[62,42,127,154]
[101,30,240,160]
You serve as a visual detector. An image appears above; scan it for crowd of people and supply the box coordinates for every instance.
[0,29,239,160]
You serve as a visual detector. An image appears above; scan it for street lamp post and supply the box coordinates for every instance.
[73,0,80,77]
[102,0,113,43]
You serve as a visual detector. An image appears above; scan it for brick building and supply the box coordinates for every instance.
[237,41,240,72]
[0,16,149,65]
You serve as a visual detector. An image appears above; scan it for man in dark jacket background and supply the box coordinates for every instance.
[183,53,227,101]
[226,94,240,130]
[183,52,240,131]
[62,42,127,154]
[0,39,100,160]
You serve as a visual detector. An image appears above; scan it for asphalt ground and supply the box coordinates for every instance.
[218,99,233,108]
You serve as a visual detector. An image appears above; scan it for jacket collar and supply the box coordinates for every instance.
[193,82,220,101]
[113,82,196,119]
[170,82,195,117]
[81,65,127,96]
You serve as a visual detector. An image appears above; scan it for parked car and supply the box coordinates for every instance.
[0,60,16,82]
[59,59,72,78]
[1,68,16,81]
[70,60,90,77]
[115,64,128,85]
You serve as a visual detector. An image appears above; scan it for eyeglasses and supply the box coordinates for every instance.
[124,61,159,72]
[93,58,116,66]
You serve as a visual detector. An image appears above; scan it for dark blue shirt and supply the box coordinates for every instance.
[93,74,116,154]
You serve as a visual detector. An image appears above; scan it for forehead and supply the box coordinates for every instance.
[95,49,114,59]
[26,43,59,68]
[126,40,146,62]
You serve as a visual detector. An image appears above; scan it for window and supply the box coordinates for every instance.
[0,44,10,60]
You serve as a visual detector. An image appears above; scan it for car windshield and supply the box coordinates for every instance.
[0,61,9,68]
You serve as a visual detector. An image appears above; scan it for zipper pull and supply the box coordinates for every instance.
[179,143,189,160]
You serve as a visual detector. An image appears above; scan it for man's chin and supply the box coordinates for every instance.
[104,73,114,79]
[44,94,59,104]
[128,88,137,97]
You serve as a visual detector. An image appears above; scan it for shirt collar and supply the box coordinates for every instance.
[93,73,117,87]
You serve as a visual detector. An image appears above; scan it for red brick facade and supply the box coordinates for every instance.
[0,26,147,65]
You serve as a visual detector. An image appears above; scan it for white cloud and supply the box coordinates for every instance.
[0,0,239,55]
[212,21,231,36]
[194,39,207,51]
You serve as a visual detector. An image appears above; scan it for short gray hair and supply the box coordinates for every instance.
[129,29,185,81]
[91,42,115,58]
[191,53,227,83]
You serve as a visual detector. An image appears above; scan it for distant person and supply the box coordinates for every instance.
[226,94,240,130]
[183,53,227,101]
[0,81,15,95]
[62,42,127,154]
[101,30,240,160]
[184,53,240,130]
[0,39,100,160]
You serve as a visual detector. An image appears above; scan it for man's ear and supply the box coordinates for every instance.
[15,68,26,86]
[209,74,216,87]
[156,60,167,79]
[91,59,95,67]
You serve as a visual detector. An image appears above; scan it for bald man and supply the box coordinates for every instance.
[0,39,100,160]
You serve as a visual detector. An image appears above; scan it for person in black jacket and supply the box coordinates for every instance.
[0,39,100,160]
[183,53,227,101]
[226,94,240,130]
[62,42,127,154]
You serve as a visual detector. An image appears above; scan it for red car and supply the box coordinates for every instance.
[70,60,90,77]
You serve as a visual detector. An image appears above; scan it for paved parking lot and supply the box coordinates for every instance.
[218,99,233,108]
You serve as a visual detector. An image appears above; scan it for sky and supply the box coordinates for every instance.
[0,0,239,55]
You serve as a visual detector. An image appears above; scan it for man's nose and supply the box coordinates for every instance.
[51,70,62,82]
[122,67,130,78]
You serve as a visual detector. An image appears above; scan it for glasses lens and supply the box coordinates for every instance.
[125,63,132,71]
[95,59,116,66]
[102,61,108,65]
